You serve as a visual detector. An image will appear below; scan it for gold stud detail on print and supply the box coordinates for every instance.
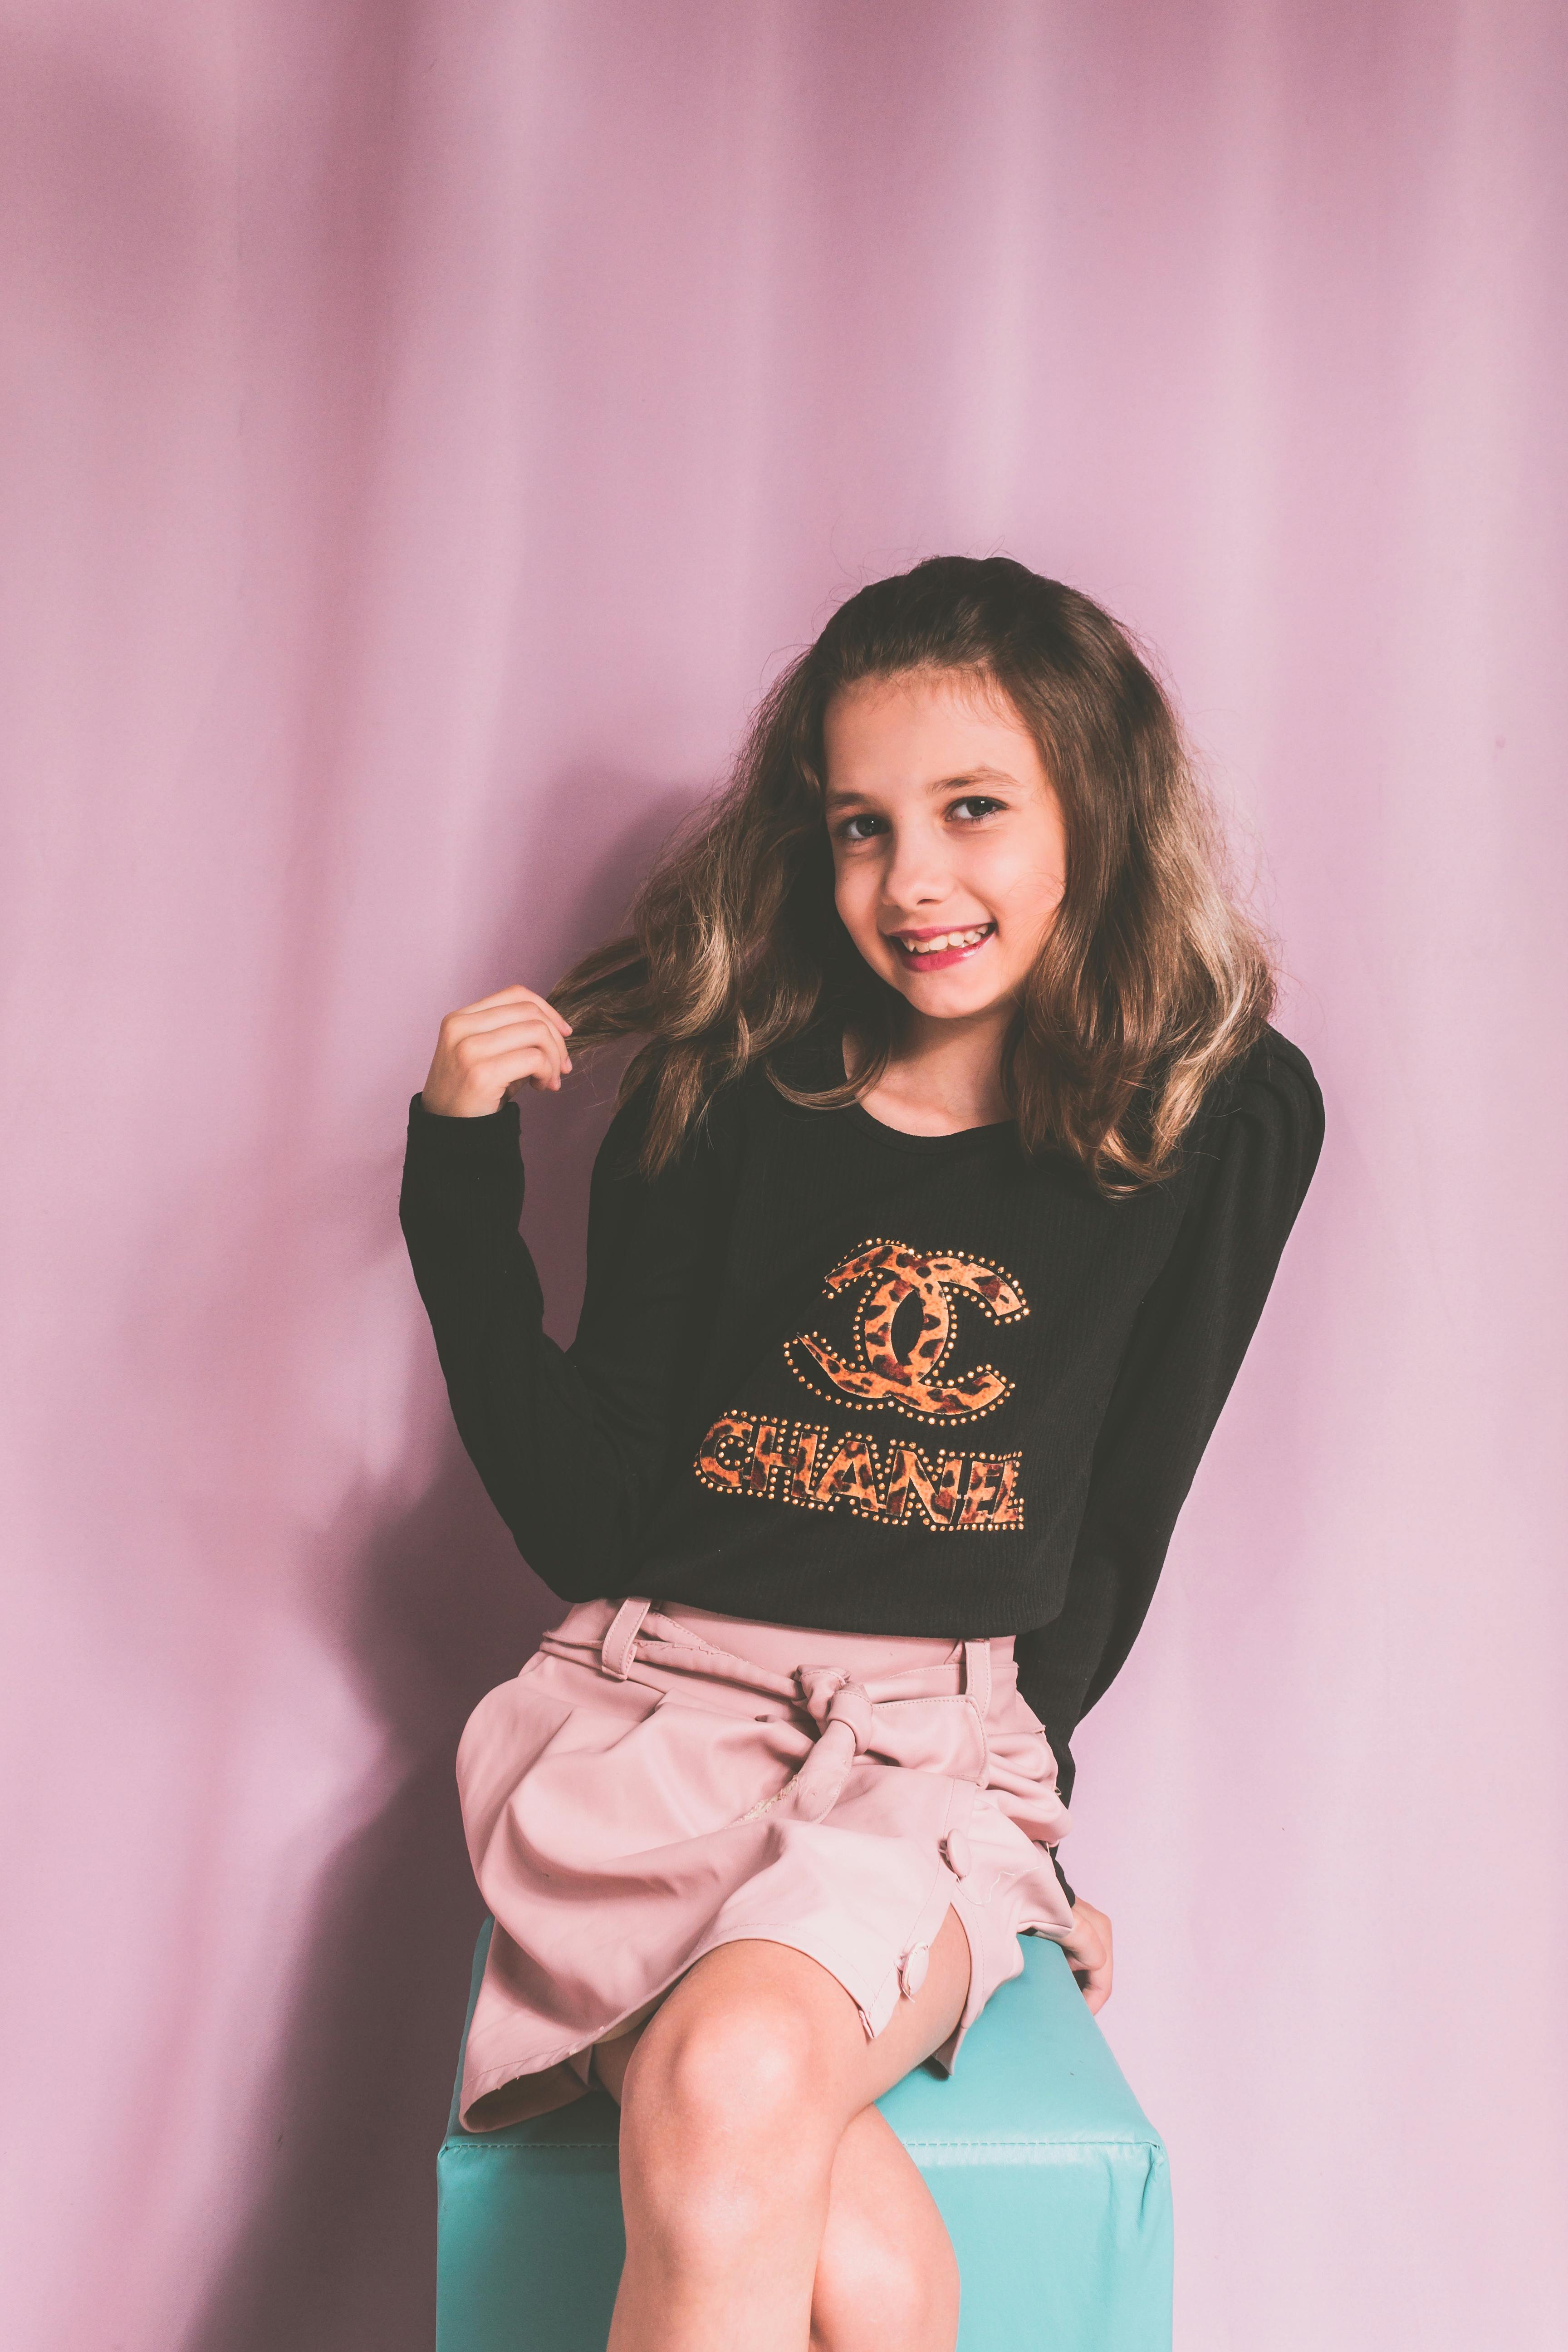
[692,1407,1024,1532]
[784,1237,1029,1423]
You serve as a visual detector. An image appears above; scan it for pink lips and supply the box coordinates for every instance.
[887,921,996,974]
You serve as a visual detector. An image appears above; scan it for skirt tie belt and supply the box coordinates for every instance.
[785,1670,878,1821]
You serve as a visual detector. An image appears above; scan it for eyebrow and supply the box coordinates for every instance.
[822,764,1018,811]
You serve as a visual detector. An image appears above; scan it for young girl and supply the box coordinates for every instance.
[400,555,1323,2352]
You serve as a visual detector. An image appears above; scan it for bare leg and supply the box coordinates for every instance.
[596,1906,970,2352]
[808,2104,960,2352]
[596,2041,958,2352]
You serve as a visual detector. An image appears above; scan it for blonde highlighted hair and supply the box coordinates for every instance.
[552,556,1275,1193]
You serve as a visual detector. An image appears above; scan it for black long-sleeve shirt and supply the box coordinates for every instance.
[399,1020,1323,1837]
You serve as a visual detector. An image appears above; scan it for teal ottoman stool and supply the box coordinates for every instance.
[437,1921,1172,2350]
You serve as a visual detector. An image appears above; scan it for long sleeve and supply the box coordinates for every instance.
[398,1081,729,1598]
[1014,1031,1325,1849]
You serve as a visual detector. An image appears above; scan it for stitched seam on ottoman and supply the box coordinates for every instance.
[446,2139,621,2151]
[895,2135,1165,2152]
[442,2133,1167,2156]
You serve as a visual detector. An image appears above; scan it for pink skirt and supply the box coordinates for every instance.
[454,1594,1076,2132]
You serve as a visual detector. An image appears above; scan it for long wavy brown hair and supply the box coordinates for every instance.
[551,555,1275,1193]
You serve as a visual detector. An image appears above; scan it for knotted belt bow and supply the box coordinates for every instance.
[788,1666,881,1820]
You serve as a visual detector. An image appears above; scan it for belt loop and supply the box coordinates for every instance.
[601,1596,652,1680]
[963,1638,991,1721]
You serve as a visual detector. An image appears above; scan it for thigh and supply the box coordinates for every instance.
[600,1905,972,2133]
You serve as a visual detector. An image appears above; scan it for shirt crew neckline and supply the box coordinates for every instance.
[828,1028,1018,1160]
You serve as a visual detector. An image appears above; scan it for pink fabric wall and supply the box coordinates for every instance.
[3,3,1563,2345]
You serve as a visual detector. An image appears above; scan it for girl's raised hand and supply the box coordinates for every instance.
[1060,1896,1114,2013]
[421,985,573,1117]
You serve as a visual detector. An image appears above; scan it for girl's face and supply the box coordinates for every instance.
[822,668,1068,1024]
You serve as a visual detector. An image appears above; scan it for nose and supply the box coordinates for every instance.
[880,814,955,912]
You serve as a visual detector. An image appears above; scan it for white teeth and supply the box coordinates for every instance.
[902,925,992,955]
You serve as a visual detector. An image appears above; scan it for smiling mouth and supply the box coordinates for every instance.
[889,921,996,968]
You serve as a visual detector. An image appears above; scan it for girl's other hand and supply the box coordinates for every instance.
[421,985,573,1117]
[1060,1897,1113,2012]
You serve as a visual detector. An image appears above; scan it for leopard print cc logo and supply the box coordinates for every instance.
[784,1238,1029,1424]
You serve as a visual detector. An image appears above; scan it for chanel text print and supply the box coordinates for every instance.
[694,1238,1029,1533]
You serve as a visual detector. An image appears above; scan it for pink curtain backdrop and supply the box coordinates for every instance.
[3,3,1563,2347]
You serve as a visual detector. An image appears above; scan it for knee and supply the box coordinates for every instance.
[618,1993,829,2272]
[626,1988,822,2156]
[813,2216,959,2352]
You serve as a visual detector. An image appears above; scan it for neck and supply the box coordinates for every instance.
[847,1004,1014,1135]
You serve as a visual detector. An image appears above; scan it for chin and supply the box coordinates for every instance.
[892,976,1010,1020]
